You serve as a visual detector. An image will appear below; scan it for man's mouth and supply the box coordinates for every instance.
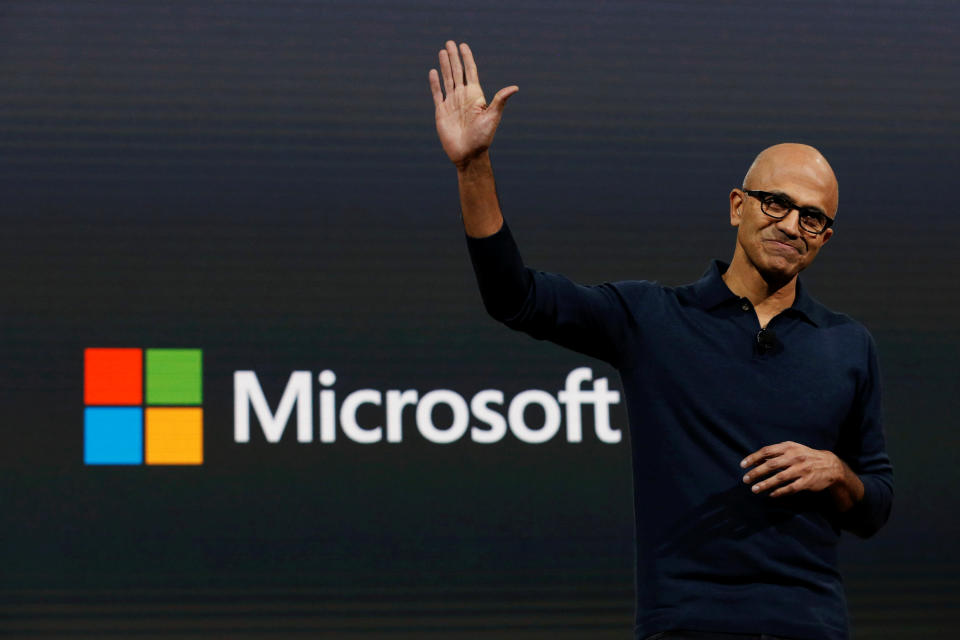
[763,238,803,254]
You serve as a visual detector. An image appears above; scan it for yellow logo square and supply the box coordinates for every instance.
[145,408,203,465]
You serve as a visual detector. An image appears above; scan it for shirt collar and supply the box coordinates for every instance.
[690,259,826,327]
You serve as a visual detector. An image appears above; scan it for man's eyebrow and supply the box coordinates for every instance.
[767,190,828,217]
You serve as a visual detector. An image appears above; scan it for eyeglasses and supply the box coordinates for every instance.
[742,189,834,235]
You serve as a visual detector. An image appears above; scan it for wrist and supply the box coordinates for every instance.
[830,452,846,486]
[455,150,491,174]
[826,454,865,512]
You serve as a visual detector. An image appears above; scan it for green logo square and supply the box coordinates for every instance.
[145,349,202,405]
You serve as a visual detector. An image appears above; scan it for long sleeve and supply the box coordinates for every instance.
[464,219,638,369]
[464,220,531,322]
[835,332,894,538]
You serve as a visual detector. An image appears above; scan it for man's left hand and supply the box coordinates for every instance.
[740,441,843,498]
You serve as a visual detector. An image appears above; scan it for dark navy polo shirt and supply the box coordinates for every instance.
[466,220,893,640]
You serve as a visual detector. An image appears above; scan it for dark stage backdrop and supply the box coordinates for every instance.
[2,1,958,638]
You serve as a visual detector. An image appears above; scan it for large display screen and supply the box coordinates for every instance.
[3,1,957,637]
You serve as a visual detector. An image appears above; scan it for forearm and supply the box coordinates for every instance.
[457,151,504,238]
[464,216,530,323]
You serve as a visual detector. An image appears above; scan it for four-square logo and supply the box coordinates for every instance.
[84,348,203,465]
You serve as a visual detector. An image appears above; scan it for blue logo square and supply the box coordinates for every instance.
[84,407,143,465]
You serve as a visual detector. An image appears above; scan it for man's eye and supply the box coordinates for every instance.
[764,196,791,213]
[800,211,827,230]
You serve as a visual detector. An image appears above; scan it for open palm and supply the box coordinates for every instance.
[429,41,518,168]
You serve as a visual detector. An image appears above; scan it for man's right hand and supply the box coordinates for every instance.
[429,41,518,170]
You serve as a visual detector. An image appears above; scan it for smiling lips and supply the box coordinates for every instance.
[764,238,803,254]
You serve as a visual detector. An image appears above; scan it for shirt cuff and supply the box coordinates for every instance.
[839,474,892,538]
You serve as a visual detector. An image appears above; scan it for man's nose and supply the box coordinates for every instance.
[775,208,801,238]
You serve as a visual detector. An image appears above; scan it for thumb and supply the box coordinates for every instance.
[489,85,519,114]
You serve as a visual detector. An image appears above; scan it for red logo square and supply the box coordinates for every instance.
[85,348,143,405]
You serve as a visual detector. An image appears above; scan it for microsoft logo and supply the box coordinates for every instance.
[84,348,203,465]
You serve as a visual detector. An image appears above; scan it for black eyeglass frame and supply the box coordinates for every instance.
[742,189,834,235]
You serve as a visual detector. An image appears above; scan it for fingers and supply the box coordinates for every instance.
[460,42,479,85]
[438,49,454,96]
[749,467,799,494]
[445,40,464,89]
[428,69,443,108]
[740,442,830,498]
[769,479,803,498]
[741,441,796,494]
[742,456,786,485]
[432,41,516,115]
[740,441,795,469]
[489,85,519,113]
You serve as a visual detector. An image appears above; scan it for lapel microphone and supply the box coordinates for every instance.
[756,328,778,353]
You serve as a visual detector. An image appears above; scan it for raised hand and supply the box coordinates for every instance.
[429,41,518,169]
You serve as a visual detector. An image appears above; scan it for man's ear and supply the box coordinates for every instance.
[729,189,744,227]
[820,227,834,246]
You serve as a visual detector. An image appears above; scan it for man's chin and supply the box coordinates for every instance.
[758,256,802,284]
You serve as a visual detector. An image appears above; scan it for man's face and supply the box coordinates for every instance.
[729,150,837,282]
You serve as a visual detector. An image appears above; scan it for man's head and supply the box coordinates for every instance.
[729,143,838,285]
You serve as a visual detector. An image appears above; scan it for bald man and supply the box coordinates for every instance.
[430,41,892,640]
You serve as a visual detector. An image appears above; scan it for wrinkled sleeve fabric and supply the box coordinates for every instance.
[835,331,894,538]
[465,220,637,369]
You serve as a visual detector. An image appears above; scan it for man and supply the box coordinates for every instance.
[429,41,893,640]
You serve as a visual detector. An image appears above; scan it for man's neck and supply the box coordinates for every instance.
[722,253,797,323]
